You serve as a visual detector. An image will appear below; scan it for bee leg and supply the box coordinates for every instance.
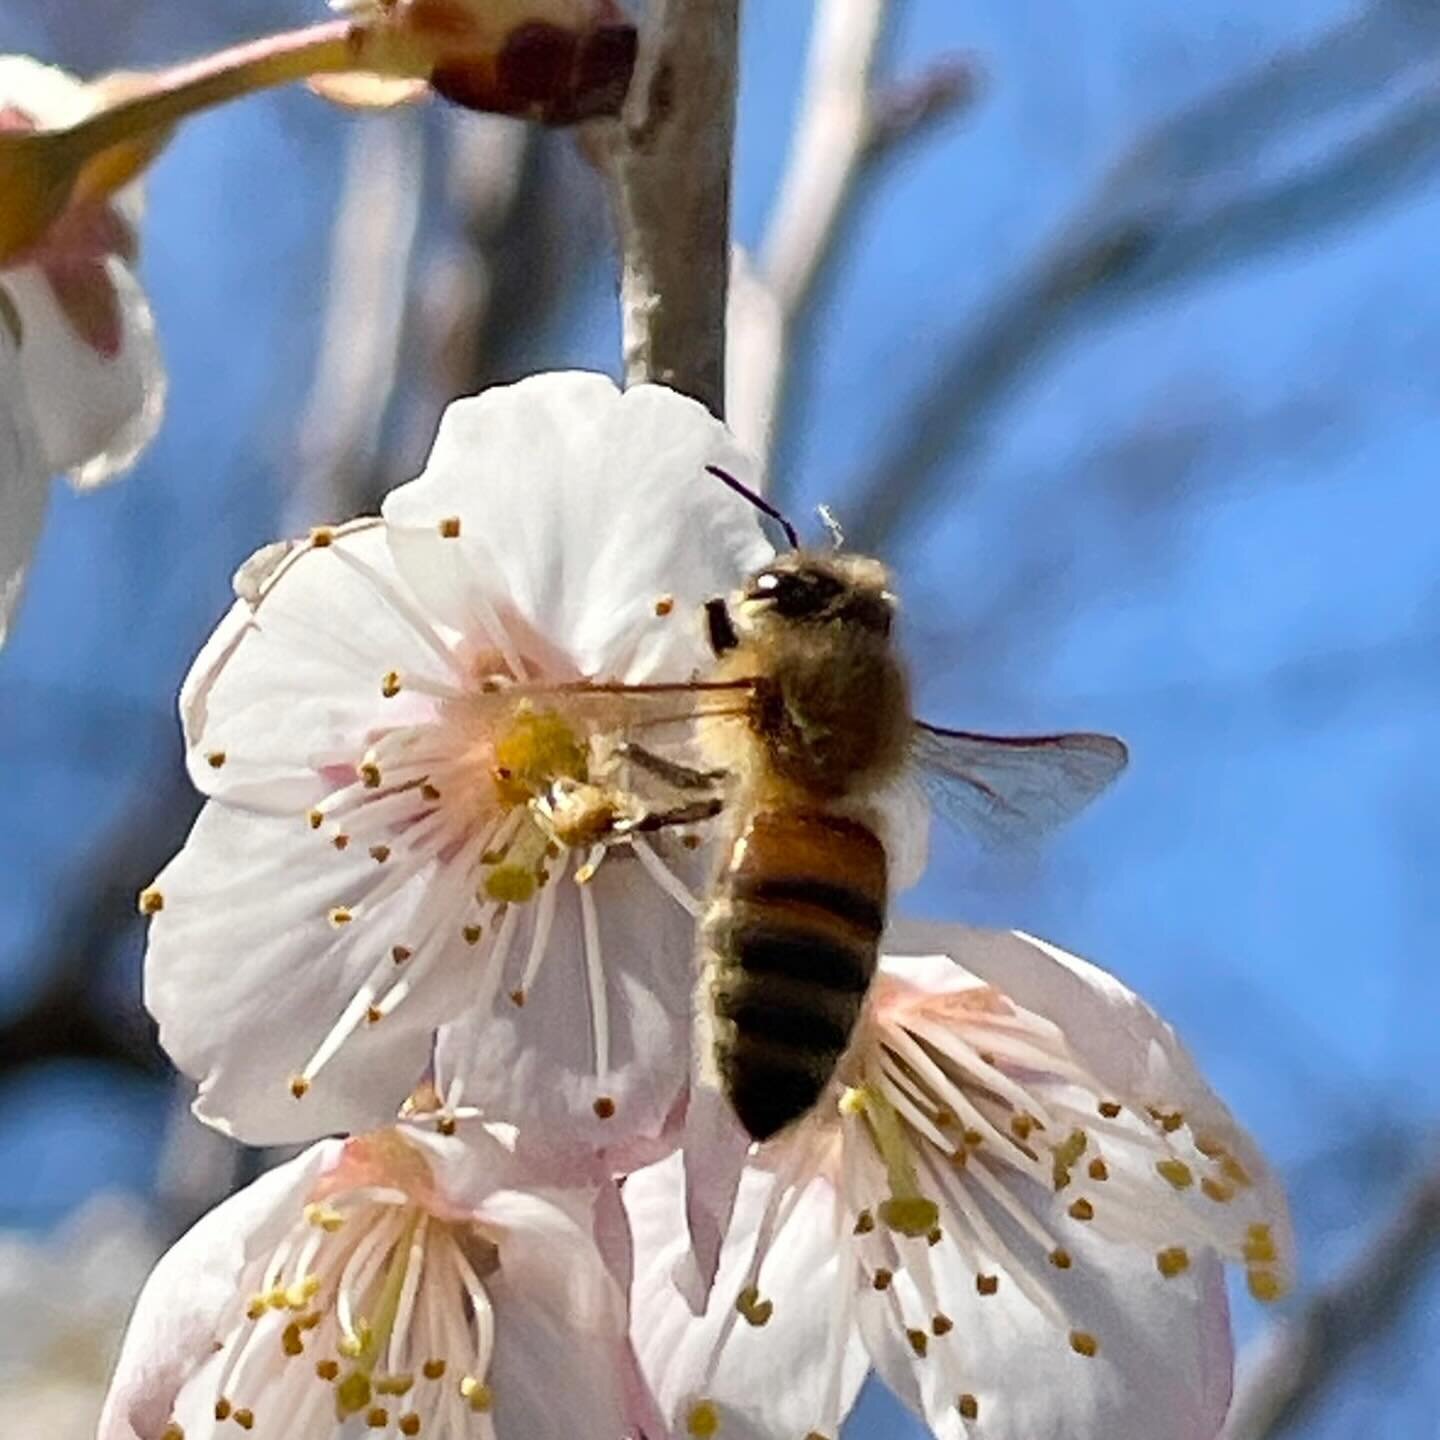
[615,742,727,791]
[619,797,724,834]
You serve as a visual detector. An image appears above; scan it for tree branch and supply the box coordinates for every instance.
[606,0,741,414]
[1223,1159,1440,1440]
[848,0,1440,551]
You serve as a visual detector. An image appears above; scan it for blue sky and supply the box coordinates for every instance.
[2,2,1437,1435]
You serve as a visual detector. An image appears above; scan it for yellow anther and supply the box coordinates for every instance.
[1069,1330,1099,1358]
[375,1375,415,1397]
[370,845,391,864]
[305,1203,345,1233]
[853,1209,875,1235]
[1097,1100,1122,1119]
[736,1285,773,1327]
[1055,1130,1087,1165]
[439,517,461,539]
[233,1410,255,1431]
[1068,1198,1094,1222]
[422,1360,446,1380]
[1156,1246,1190,1278]
[332,834,350,851]
[872,1268,893,1291]
[484,865,537,904]
[462,924,483,946]
[206,750,227,769]
[957,1394,979,1422]
[329,907,353,927]
[400,1415,422,1436]
[927,1226,942,1247]
[962,1128,984,1147]
[975,1273,999,1296]
[509,988,527,1007]
[1201,1178,1234,1204]
[265,1286,289,1310]
[392,945,412,965]
[907,1328,929,1358]
[1088,1158,1110,1182]
[593,1096,617,1120]
[162,1425,185,1440]
[282,1322,304,1357]
[214,1399,232,1421]
[367,1408,390,1429]
[299,1312,323,1331]
[687,1401,720,1438]
[1243,1224,1277,1265]
[653,594,675,616]
[381,671,401,699]
[246,1294,267,1320]
[366,1005,384,1026]
[308,809,325,830]
[574,860,599,885]
[289,1075,310,1099]
[1049,1247,1073,1270]
[1010,1113,1035,1141]
[310,526,335,548]
[1148,1107,1184,1133]
[138,888,165,916]
[879,1197,940,1238]
[1247,1269,1285,1303]
[316,1359,340,1381]
[1220,1154,1253,1188]
[421,783,442,802]
[436,1114,457,1136]
[931,1313,954,1336]
[1156,1159,1194,1190]
[360,763,382,789]
[460,1377,493,1412]
[336,1371,373,1415]
[492,709,588,809]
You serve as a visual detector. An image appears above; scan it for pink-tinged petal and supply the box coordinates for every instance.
[382,372,772,683]
[858,1219,1232,1440]
[97,1142,339,1440]
[677,1075,753,1307]
[626,1151,870,1440]
[434,848,697,1156]
[884,925,1295,1289]
[4,256,164,486]
[180,521,460,811]
[0,326,46,647]
[144,803,464,1144]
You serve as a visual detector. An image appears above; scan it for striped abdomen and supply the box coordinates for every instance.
[703,809,887,1141]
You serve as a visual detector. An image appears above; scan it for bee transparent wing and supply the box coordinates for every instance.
[547,678,755,735]
[909,722,1128,846]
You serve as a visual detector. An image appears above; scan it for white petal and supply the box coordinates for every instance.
[0,330,46,647]
[97,1142,338,1440]
[885,923,1295,1283]
[483,1189,636,1440]
[858,1221,1233,1440]
[180,521,460,810]
[382,372,773,682]
[435,852,696,1155]
[626,1151,870,1440]
[144,803,459,1143]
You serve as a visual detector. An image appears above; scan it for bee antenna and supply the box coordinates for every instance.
[705,465,800,550]
[816,504,845,550]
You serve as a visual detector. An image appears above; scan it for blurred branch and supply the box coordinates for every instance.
[850,0,1440,551]
[288,110,424,529]
[729,0,975,469]
[606,0,741,413]
[1224,1158,1440,1440]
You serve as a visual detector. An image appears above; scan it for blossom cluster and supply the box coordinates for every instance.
[0,22,1293,1440]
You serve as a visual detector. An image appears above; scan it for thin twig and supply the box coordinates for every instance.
[1223,1158,1440,1440]
[606,0,742,414]
[847,0,1440,551]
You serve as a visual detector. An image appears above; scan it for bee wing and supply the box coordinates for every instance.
[546,678,755,734]
[909,721,1128,846]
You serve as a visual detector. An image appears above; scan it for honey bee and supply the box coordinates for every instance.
[533,468,1128,1142]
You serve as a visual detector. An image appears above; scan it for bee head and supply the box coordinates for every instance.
[706,553,896,656]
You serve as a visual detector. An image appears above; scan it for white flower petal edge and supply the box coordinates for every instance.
[99,1121,639,1440]
[0,55,164,484]
[0,326,46,647]
[152,372,772,1150]
[635,928,1291,1440]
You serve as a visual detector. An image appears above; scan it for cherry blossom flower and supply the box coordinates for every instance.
[99,1119,640,1440]
[144,371,771,1152]
[0,55,165,643]
[626,925,1293,1440]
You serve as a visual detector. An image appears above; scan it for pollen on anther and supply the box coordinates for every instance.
[872,1268,893,1291]
[653,594,675,617]
[366,1005,383,1025]
[381,671,401,699]
[958,1394,979,1422]
[1156,1246,1191,1278]
[206,750,227,769]
[853,1209,875,1235]
[439,517,461,539]
[162,1425,185,1440]
[1098,1100,1122,1119]
[976,1273,999,1296]
[509,988,527,1007]
[462,924,483,946]
[687,1401,720,1438]
[360,763,382,789]
[310,526,335,548]
[138,888,165,916]
[317,1359,340,1381]
[1248,1269,1284,1303]
[931,1313,954,1336]
[333,834,350,852]
[233,1410,255,1431]
[421,783,442,802]
[1068,1198,1094,1222]
[422,1360,446,1380]
[370,845,391,864]
[736,1285,773,1327]
[399,1416,422,1437]
[459,1377,492,1413]
[392,945,412,965]
[593,1096,617,1120]
[1156,1159,1194,1190]
[367,1407,390,1429]
[1244,1223,1278,1265]
[329,907,354,927]
[214,1399,232,1421]
[1049,1247,1072,1270]
[906,1328,929,1358]
[437,1115,457,1136]
[1069,1330,1099,1358]
[1202,1177,1235,1204]
[289,1075,310,1099]
[1088,1158,1110,1181]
